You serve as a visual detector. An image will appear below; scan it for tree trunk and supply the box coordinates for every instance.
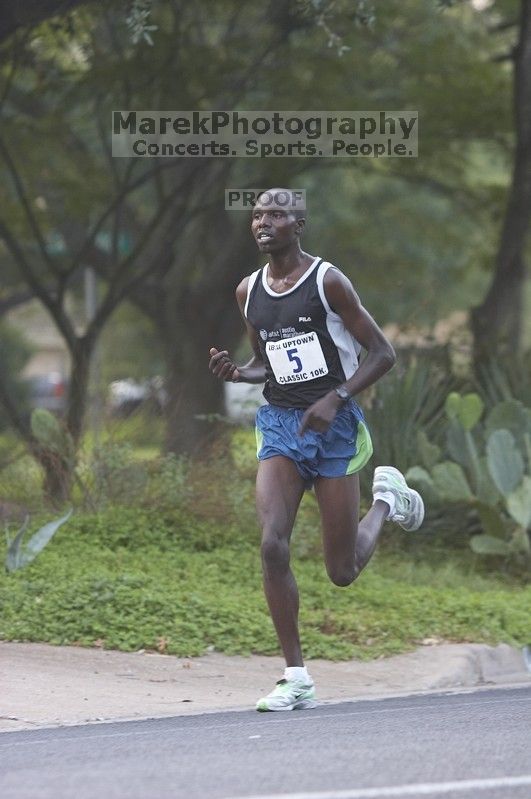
[160,283,249,455]
[0,333,93,502]
[471,0,531,362]
[37,338,93,502]
[163,340,228,455]
[66,337,92,448]
[0,372,72,504]
[37,446,72,504]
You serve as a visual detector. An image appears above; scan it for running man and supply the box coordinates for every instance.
[208,188,424,712]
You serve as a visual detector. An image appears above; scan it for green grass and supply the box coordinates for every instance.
[1,421,530,660]
[1,506,529,660]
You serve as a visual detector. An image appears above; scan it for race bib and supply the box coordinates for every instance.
[266,332,328,384]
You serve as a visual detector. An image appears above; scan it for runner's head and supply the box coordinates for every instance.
[252,188,306,253]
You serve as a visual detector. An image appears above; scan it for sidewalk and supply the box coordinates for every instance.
[1,641,529,732]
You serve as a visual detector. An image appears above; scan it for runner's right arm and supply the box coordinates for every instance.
[208,277,266,384]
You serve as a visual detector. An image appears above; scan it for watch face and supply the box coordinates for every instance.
[336,387,349,401]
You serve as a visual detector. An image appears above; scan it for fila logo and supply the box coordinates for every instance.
[298,316,311,322]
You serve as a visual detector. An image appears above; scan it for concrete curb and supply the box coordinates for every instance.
[1,641,529,732]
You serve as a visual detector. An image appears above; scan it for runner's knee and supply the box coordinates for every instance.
[326,563,359,587]
[261,533,290,576]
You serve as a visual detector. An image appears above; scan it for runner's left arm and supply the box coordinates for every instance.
[299,269,395,434]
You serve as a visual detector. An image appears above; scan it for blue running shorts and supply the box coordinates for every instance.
[255,400,373,487]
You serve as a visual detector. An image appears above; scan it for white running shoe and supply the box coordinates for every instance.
[256,678,317,712]
[373,465,425,532]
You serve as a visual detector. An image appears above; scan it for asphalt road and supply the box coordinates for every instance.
[0,686,530,799]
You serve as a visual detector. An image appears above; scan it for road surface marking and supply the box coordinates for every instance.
[227,774,531,798]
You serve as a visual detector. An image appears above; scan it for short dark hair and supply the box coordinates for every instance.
[255,187,306,221]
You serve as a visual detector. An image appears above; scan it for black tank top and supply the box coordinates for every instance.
[244,257,362,409]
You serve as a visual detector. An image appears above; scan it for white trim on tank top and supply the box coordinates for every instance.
[244,269,261,318]
[316,260,362,380]
[261,255,321,298]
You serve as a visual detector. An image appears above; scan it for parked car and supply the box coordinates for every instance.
[224,381,264,424]
[26,372,68,414]
[108,377,167,417]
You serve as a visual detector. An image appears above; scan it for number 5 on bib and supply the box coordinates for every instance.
[266,332,329,384]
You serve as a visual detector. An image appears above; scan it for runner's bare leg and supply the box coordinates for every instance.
[256,456,306,666]
[314,473,388,585]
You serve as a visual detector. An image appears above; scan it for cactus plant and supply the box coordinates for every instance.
[486,429,524,496]
[406,392,531,564]
[506,476,531,531]
[403,466,439,506]
[445,391,484,431]
[485,400,531,452]
[416,431,441,471]
[431,461,473,502]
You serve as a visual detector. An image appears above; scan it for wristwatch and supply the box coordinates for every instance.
[334,386,350,403]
